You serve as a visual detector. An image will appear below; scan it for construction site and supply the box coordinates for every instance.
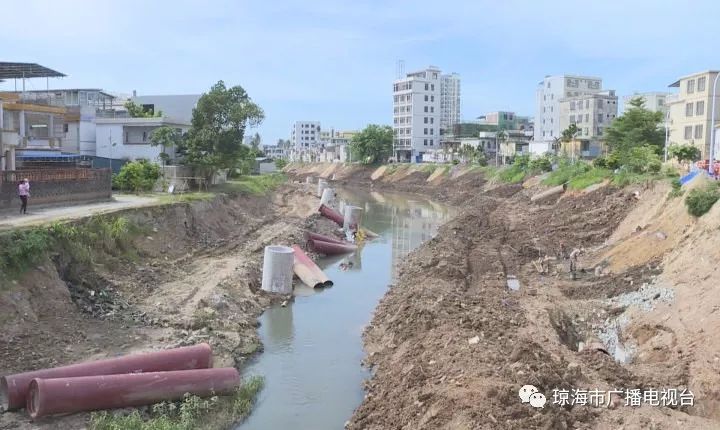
[1,162,720,429]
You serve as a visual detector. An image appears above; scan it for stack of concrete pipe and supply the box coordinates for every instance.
[1,343,239,420]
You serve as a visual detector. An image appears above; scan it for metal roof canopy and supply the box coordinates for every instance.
[0,62,66,79]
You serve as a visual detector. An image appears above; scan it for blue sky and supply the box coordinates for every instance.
[2,0,718,145]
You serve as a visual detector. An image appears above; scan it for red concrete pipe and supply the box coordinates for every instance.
[1,343,212,411]
[292,245,333,287]
[318,204,344,226]
[305,231,345,245]
[27,368,240,419]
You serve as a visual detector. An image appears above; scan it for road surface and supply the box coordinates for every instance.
[0,195,161,229]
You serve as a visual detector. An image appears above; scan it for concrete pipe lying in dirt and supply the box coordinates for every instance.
[292,245,332,288]
[1,343,212,411]
[530,184,567,202]
[261,245,295,294]
[308,239,358,256]
[319,204,344,226]
[343,205,363,232]
[317,179,328,197]
[320,187,336,208]
[26,368,240,420]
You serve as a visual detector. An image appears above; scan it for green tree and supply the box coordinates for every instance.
[604,97,664,164]
[177,81,264,175]
[495,130,508,165]
[124,100,161,118]
[149,126,182,166]
[349,124,393,164]
[668,144,701,166]
[112,159,161,193]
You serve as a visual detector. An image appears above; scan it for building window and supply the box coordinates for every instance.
[543,107,546,113]
[424,95,428,102]
[696,101,705,116]
[570,101,576,110]
[424,139,428,146]
[424,128,428,135]
[686,103,694,117]
[585,114,589,122]
[430,139,434,145]
[430,128,434,135]
[585,100,590,108]
[597,113,603,123]
[430,118,434,124]
[425,83,429,90]
[424,117,428,124]
[584,128,589,136]
[430,107,434,113]
[698,76,706,92]
[63,123,69,133]
[687,79,695,94]
[684,126,693,139]
[695,124,703,139]
[431,84,435,91]
[570,115,575,123]
[431,96,434,102]
[424,106,428,112]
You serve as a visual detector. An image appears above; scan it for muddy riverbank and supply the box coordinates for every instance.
[0,182,336,429]
[285,163,719,429]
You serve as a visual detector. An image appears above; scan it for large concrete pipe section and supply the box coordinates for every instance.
[318,204,344,226]
[343,205,363,232]
[320,187,336,208]
[261,245,294,294]
[26,368,240,419]
[1,343,212,411]
[317,179,328,197]
[292,245,332,287]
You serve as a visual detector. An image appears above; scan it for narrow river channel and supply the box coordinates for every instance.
[238,188,453,430]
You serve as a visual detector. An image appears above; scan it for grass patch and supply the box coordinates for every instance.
[685,183,720,217]
[215,174,287,195]
[89,376,264,430]
[0,215,145,286]
[495,164,527,183]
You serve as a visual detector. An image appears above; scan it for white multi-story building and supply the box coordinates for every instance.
[393,66,441,162]
[533,74,603,154]
[666,70,720,159]
[623,92,670,115]
[558,90,618,158]
[290,121,321,161]
[440,73,461,132]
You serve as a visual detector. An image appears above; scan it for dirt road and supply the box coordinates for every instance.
[0,194,160,229]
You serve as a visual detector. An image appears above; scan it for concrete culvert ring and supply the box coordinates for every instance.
[0,377,8,412]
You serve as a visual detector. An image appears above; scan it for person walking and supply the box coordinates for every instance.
[18,178,30,215]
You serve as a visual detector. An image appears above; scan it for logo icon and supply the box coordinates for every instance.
[529,392,547,408]
[519,385,538,403]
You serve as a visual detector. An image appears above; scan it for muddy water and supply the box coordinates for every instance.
[238,188,453,430]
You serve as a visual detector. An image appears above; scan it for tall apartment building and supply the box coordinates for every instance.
[558,90,618,158]
[533,74,603,154]
[393,66,441,162]
[666,70,720,159]
[440,73,461,132]
[623,92,670,115]
[291,121,320,149]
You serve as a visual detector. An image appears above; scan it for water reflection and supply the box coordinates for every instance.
[238,188,453,430]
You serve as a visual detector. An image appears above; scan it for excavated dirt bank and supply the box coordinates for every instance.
[0,183,337,429]
[283,164,717,429]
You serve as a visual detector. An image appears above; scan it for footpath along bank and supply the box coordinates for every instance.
[286,162,720,429]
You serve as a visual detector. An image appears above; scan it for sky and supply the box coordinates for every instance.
[2,0,719,145]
